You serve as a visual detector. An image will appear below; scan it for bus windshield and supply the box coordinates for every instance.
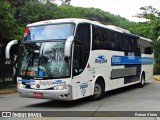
[24,24,74,41]
[18,42,70,78]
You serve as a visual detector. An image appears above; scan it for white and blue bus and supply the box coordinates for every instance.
[6,18,153,100]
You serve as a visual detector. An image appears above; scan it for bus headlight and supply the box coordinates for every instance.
[53,84,70,90]
[17,83,26,88]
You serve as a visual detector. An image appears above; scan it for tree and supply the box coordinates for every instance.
[0,1,17,42]
[19,1,58,24]
[7,0,38,23]
[136,6,160,73]
[135,6,160,40]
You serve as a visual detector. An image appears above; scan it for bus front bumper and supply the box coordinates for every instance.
[17,87,73,101]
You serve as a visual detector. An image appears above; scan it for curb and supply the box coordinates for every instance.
[153,76,160,81]
[0,89,17,95]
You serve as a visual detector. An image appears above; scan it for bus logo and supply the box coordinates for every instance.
[80,82,88,89]
[95,55,107,64]
[112,56,121,63]
[36,84,40,88]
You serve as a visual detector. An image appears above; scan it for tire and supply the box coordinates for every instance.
[90,80,105,100]
[138,74,145,88]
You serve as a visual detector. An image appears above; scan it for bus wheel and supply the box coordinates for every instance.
[90,80,105,100]
[138,74,145,88]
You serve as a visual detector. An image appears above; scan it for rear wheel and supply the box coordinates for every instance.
[90,80,105,100]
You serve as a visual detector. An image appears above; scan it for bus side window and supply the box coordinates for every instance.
[93,25,110,50]
[92,25,99,50]
[145,47,153,54]
[104,31,112,50]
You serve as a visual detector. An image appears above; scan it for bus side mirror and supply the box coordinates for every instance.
[5,40,18,59]
[64,36,74,57]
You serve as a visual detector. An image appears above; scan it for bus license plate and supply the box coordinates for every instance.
[33,93,43,98]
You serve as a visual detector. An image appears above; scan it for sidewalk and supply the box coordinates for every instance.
[0,88,17,94]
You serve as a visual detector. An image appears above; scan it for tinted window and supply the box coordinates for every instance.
[137,39,153,54]
[73,23,91,76]
[92,25,142,54]
[92,25,105,50]
[92,25,152,54]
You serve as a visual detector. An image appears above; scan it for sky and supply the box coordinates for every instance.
[69,0,160,22]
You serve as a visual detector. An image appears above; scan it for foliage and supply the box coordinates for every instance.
[0,1,141,43]
[136,6,160,21]
[135,6,160,73]
[154,63,160,75]
[0,1,17,43]
[19,1,58,24]
[135,6,160,39]
[0,1,159,73]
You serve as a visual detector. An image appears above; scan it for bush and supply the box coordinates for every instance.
[154,63,160,74]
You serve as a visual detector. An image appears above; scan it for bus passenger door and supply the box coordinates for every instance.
[72,23,92,99]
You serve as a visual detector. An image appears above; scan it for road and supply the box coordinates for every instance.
[0,79,160,119]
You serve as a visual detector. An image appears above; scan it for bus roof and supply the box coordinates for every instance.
[27,18,152,42]
[27,18,91,27]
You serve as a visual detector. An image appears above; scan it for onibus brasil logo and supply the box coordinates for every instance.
[95,55,107,64]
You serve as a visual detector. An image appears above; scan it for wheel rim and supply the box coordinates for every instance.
[141,76,145,85]
[94,84,102,97]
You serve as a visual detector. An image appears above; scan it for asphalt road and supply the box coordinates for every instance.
[0,79,160,120]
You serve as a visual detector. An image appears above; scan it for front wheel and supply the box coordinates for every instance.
[138,74,145,88]
[90,80,105,100]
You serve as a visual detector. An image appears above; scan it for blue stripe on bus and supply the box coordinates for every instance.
[18,79,35,83]
[112,55,153,65]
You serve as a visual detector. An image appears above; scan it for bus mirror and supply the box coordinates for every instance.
[64,36,74,57]
[5,40,18,59]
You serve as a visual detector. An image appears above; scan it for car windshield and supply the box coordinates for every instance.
[18,42,70,78]
[24,23,74,41]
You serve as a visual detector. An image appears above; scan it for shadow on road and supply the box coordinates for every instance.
[26,97,91,108]
[103,83,150,98]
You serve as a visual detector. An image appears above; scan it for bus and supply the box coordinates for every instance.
[5,18,153,101]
